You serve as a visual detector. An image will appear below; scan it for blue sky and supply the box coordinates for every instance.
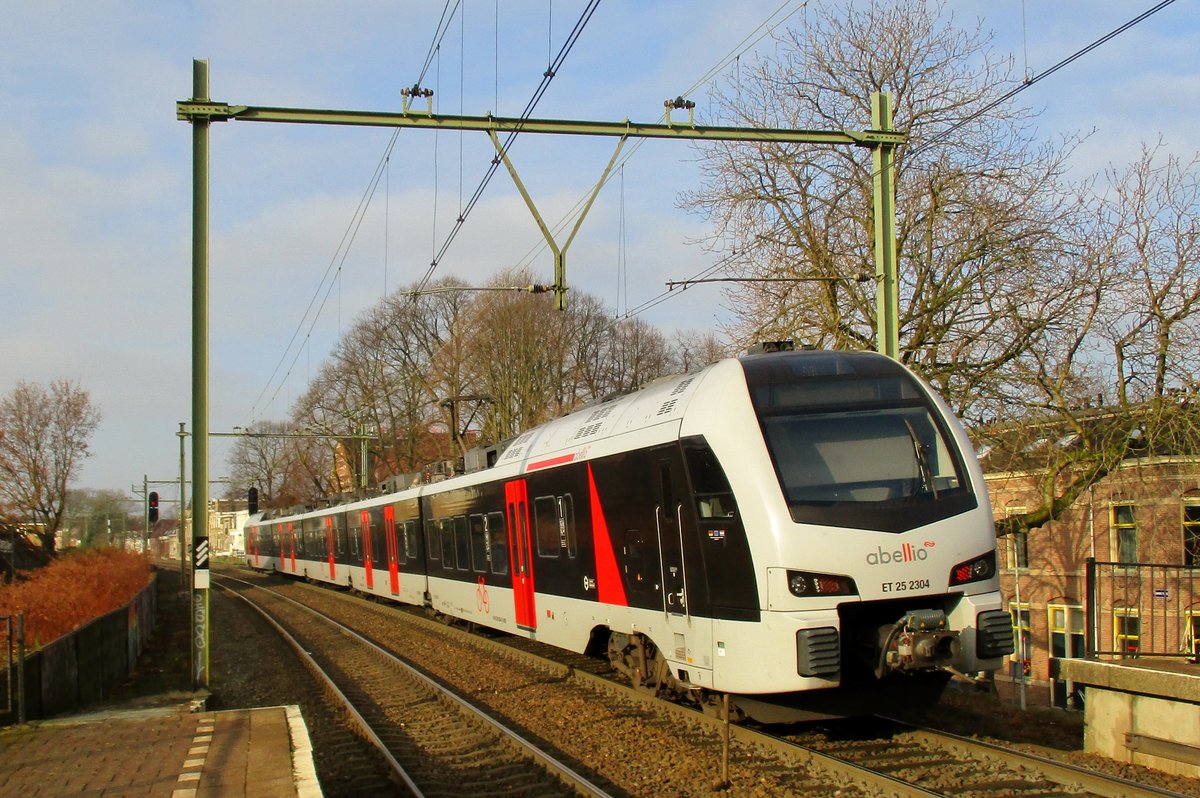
[1,1,1197,499]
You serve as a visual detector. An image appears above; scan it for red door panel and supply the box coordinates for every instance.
[361,510,374,590]
[505,480,537,630]
[287,522,297,573]
[325,516,336,580]
[384,505,400,595]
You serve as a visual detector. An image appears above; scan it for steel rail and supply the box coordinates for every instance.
[885,719,1197,798]
[224,566,1195,798]
[302,579,1178,798]
[217,573,614,798]
[266,574,943,798]
[213,577,424,797]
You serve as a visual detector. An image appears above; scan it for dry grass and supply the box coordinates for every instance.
[0,548,152,650]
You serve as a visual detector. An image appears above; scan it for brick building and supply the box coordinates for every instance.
[983,449,1200,708]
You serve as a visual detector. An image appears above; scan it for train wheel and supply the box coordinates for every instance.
[607,632,672,697]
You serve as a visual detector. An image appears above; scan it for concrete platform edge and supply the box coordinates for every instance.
[285,704,323,797]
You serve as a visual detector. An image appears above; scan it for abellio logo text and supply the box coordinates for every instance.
[866,543,929,565]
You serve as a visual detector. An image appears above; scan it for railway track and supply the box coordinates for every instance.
[221,567,1199,797]
[779,718,1197,798]
[215,573,611,798]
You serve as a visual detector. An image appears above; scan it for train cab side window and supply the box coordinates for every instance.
[487,511,508,574]
[682,438,738,520]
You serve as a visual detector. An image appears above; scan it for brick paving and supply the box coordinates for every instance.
[0,704,319,797]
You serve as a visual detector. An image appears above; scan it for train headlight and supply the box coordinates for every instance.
[787,569,857,597]
[948,550,996,587]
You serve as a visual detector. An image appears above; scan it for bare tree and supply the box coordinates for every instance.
[464,271,573,442]
[670,329,733,374]
[686,0,1200,536]
[686,0,1088,417]
[0,380,101,555]
[225,420,295,508]
[990,144,1200,535]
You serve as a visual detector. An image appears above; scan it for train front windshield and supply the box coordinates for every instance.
[743,352,977,533]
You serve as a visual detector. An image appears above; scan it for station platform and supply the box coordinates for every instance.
[0,701,321,797]
[1060,656,1200,778]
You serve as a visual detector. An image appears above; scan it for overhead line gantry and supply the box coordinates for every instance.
[178,59,904,688]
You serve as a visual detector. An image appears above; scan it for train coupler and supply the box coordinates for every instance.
[875,609,960,679]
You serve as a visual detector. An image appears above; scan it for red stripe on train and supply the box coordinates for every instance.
[525,452,576,471]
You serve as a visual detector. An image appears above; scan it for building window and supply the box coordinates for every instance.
[1112,504,1137,564]
[1113,608,1139,656]
[1009,601,1032,677]
[1049,603,1085,709]
[1049,604,1085,659]
[1013,531,1029,569]
[1183,503,1200,567]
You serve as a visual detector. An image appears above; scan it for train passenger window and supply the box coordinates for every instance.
[333,514,348,555]
[454,515,470,571]
[303,518,319,556]
[369,507,385,562]
[404,520,419,561]
[487,512,508,574]
[439,519,455,567]
[560,494,577,558]
[425,519,439,561]
[348,515,361,557]
[534,496,560,558]
[469,514,488,572]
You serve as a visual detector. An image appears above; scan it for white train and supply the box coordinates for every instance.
[246,347,1012,721]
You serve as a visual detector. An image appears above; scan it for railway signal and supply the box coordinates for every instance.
[148,491,159,523]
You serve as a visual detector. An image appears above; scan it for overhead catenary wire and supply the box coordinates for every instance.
[251,0,1172,422]
[411,0,603,295]
[506,0,808,278]
[248,0,471,423]
[614,0,1179,330]
[906,0,1178,167]
[248,128,403,423]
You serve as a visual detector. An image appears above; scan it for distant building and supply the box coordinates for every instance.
[208,499,248,555]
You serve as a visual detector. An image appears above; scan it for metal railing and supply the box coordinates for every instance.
[1085,558,1200,659]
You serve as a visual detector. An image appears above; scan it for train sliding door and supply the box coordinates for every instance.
[324,516,336,580]
[505,479,537,631]
[384,505,400,595]
[656,456,687,618]
[653,445,713,680]
[360,510,375,590]
[286,522,297,573]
